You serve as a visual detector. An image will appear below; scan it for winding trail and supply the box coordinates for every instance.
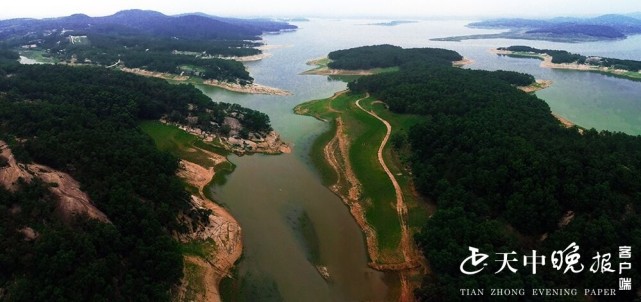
[355,96,416,301]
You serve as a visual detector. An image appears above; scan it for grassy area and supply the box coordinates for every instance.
[303,56,400,75]
[182,261,206,301]
[296,92,411,259]
[364,100,432,231]
[139,120,228,168]
[179,239,217,259]
[18,49,58,64]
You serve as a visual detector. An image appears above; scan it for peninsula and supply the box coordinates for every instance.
[297,44,641,301]
[494,46,641,81]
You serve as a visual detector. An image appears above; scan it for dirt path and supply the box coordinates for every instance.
[355,96,418,301]
[321,93,382,263]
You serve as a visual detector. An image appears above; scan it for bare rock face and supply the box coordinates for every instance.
[0,140,110,224]
[179,196,242,257]
[29,164,110,223]
[0,141,34,191]
[224,131,291,155]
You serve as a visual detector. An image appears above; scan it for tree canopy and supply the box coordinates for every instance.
[327,44,462,70]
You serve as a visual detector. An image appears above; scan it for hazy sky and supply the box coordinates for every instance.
[2,0,640,19]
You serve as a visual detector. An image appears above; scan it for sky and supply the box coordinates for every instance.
[1,0,640,20]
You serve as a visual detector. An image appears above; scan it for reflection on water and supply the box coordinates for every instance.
[202,19,641,301]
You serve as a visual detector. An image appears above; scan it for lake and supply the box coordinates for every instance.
[199,19,641,301]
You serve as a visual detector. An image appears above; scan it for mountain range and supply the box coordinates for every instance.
[0,9,297,41]
[468,13,641,39]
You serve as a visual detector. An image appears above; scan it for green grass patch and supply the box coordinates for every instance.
[139,120,220,168]
[18,49,58,64]
[179,239,217,259]
[179,64,206,73]
[344,97,401,251]
[182,261,206,301]
[368,101,431,230]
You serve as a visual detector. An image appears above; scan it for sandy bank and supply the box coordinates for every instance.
[452,57,474,67]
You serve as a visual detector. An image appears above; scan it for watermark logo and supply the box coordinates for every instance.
[459,243,633,297]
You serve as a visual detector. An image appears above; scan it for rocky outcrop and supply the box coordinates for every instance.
[0,141,109,223]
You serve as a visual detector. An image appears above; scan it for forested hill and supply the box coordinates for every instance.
[347,47,641,300]
[326,44,463,70]
[0,10,297,84]
[0,50,269,301]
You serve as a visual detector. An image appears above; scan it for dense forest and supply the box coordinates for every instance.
[500,45,641,71]
[0,50,270,301]
[327,44,463,70]
[345,46,641,300]
[0,10,297,84]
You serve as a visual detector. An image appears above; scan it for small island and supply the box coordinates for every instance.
[366,20,418,26]
[494,46,641,81]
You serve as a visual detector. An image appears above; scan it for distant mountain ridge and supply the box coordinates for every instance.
[433,13,641,42]
[468,13,641,38]
[0,9,297,40]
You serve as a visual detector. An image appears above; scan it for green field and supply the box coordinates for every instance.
[295,92,429,260]
[139,120,234,193]
[303,56,400,75]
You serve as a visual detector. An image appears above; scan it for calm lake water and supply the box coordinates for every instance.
[199,19,641,301]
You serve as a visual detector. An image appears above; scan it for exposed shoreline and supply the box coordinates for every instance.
[202,79,292,96]
[492,48,641,81]
[163,119,292,155]
[174,150,242,302]
[118,67,291,96]
[301,57,380,76]
[452,57,474,67]
[517,79,553,93]
[295,91,424,301]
